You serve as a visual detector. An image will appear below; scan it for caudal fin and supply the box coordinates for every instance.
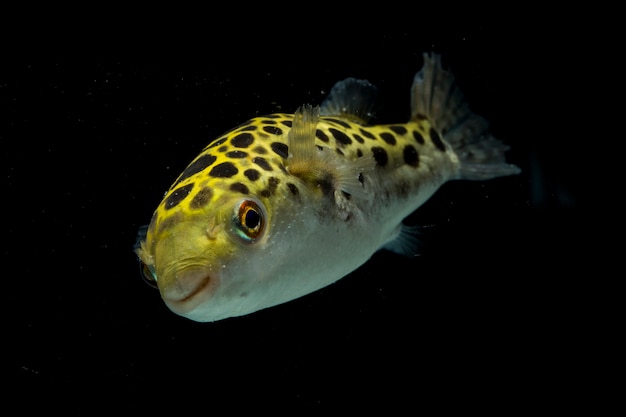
[411,53,521,180]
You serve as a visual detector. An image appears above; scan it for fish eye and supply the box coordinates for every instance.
[233,199,265,242]
[139,262,158,289]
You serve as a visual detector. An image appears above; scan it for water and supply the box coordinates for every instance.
[3,25,588,411]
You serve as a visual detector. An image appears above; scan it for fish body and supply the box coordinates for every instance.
[135,53,520,322]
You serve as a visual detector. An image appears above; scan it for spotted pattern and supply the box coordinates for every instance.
[390,125,408,135]
[231,133,255,148]
[263,126,283,135]
[226,150,248,159]
[157,212,182,236]
[253,157,273,171]
[150,110,457,242]
[209,162,238,178]
[230,182,250,195]
[429,127,446,152]
[175,154,217,185]
[271,142,289,159]
[413,130,425,144]
[260,177,280,198]
[359,128,376,140]
[165,183,194,210]
[190,187,213,209]
[286,182,299,196]
[253,145,267,154]
[379,132,396,145]
[316,130,330,143]
[403,145,419,167]
[371,146,388,167]
[244,169,261,181]
[317,173,334,195]
[329,128,352,146]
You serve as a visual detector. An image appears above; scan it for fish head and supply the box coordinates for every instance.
[136,183,291,321]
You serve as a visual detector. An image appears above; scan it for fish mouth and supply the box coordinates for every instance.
[159,268,218,317]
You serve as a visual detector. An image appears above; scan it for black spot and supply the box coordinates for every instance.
[389,125,408,135]
[263,126,283,135]
[413,130,425,144]
[262,119,277,125]
[359,128,376,140]
[317,173,334,195]
[244,169,261,181]
[329,128,352,146]
[260,177,280,197]
[325,118,351,129]
[429,127,446,151]
[209,162,238,178]
[175,154,217,185]
[356,149,363,157]
[226,150,248,158]
[286,182,299,196]
[218,146,228,153]
[379,132,396,145]
[207,137,227,148]
[316,129,330,142]
[253,145,267,154]
[253,157,273,171]
[371,146,388,167]
[190,187,213,209]
[240,125,257,132]
[231,133,254,148]
[230,182,250,195]
[403,145,419,167]
[157,212,181,235]
[271,142,289,158]
[281,120,292,127]
[352,134,364,143]
[266,114,281,119]
[164,183,194,210]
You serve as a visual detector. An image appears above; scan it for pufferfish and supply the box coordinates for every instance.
[135,53,520,322]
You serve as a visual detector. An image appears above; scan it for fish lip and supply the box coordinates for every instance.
[159,268,218,316]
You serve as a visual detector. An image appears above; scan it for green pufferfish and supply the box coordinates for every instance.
[135,53,520,322]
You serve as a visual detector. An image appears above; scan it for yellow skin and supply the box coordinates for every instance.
[136,54,520,322]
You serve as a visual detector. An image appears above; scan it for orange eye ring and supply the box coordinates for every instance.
[233,200,265,242]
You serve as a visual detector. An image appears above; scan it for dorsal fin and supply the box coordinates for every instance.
[320,77,379,124]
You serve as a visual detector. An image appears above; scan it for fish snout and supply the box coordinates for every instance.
[159,268,217,317]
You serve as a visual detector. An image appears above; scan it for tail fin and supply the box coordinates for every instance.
[411,53,521,180]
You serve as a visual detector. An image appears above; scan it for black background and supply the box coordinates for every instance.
[3,18,595,412]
